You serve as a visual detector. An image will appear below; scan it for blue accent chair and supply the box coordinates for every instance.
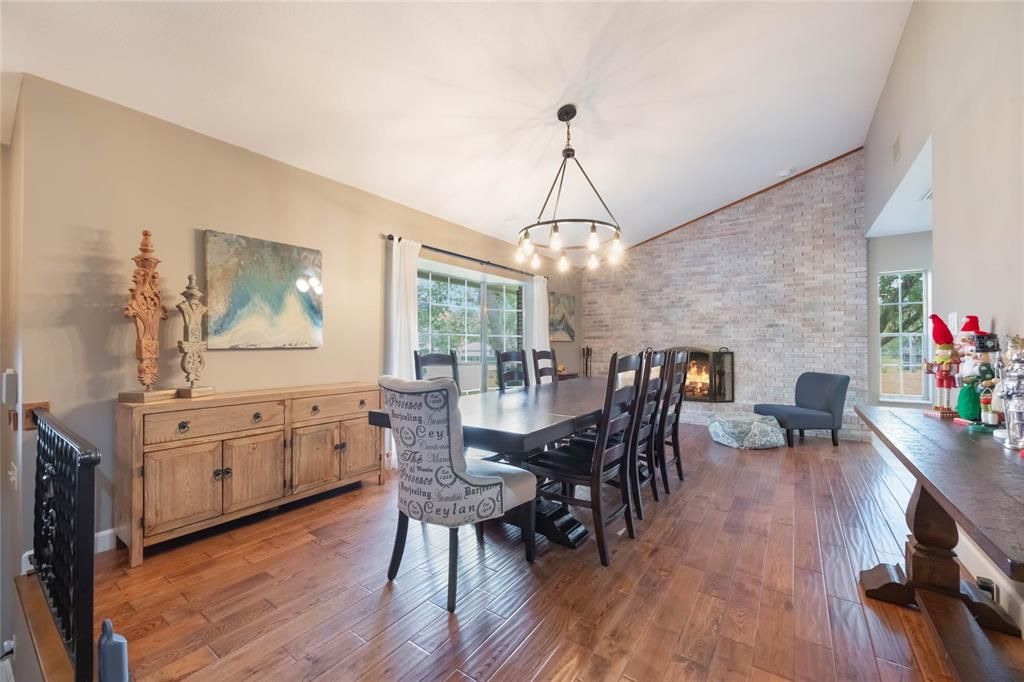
[754,372,850,447]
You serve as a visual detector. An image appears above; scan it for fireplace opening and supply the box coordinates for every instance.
[683,347,734,403]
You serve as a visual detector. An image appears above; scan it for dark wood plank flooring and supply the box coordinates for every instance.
[93,425,1024,681]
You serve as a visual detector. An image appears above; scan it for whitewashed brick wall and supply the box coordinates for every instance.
[581,151,868,438]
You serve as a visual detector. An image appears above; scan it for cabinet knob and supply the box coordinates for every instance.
[223,467,233,478]
[359,399,367,409]
[311,404,320,416]
[335,442,347,452]
[177,420,191,434]
[213,468,223,480]
[252,411,263,424]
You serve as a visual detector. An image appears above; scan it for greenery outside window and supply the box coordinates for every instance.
[417,263,524,393]
[879,270,929,402]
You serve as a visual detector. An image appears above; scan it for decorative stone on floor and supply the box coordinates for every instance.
[708,414,786,449]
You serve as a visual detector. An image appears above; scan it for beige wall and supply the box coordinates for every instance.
[864,1,1023,334]
[1,94,25,644]
[867,232,933,404]
[8,75,575,560]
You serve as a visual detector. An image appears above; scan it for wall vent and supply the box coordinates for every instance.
[920,188,934,201]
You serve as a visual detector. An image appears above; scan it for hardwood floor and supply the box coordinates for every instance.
[94,425,1024,681]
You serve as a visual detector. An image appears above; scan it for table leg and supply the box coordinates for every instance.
[860,482,1020,636]
[498,452,591,549]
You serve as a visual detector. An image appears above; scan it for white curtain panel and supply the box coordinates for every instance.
[383,237,421,468]
[527,274,551,357]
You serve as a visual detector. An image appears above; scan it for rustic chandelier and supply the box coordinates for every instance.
[515,104,623,272]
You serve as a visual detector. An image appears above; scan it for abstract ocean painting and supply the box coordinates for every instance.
[205,230,323,349]
[548,291,576,343]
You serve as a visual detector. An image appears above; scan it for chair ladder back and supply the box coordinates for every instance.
[592,353,643,478]
[497,349,530,391]
[657,348,686,438]
[532,348,559,384]
[414,350,461,391]
[633,350,666,453]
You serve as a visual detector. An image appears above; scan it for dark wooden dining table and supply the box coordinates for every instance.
[856,406,1024,681]
[368,377,608,548]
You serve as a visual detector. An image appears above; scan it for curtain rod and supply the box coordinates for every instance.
[386,234,544,280]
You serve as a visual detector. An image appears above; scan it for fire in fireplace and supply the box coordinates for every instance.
[683,347,734,403]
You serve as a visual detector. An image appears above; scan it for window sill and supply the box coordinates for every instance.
[876,398,932,407]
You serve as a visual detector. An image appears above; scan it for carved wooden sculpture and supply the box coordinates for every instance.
[175,275,214,398]
[119,231,175,403]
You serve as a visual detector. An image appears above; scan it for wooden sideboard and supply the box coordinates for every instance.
[115,382,382,566]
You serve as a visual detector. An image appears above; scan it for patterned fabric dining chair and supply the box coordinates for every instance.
[379,375,537,611]
[497,349,530,391]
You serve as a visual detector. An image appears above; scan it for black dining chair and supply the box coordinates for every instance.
[526,352,641,566]
[532,349,559,384]
[626,348,666,520]
[414,350,461,391]
[657,348,687,488]
[497,349,530,391]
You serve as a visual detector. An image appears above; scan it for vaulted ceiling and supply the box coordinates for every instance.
[2,2,910,246]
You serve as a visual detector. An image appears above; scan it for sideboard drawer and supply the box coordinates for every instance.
[293,391,379,422]
[144,400,285,445]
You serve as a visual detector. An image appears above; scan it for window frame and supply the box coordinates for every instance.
[877,268,930,404]
[416,262,525,394]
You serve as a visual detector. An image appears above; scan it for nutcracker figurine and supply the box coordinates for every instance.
[924,314,960,418]
[956,318,982,421]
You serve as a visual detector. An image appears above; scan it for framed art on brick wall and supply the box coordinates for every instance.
[549,291,576,342]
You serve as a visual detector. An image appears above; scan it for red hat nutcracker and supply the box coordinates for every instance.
[925,314,960,416]
[961,315,982,334]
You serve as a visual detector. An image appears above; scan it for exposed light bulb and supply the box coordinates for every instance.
[549,224,562,253]
[558,255,569,272]
[295,278,311,293]
[587,223,600,252]
[312,283,324,296]
[587,253,599,270]
[611,234,623,254]
[514,246,525,264]
[307,276,321,288]
[522,234,534,255]
[530,253,541,269]
[608,248,621,265]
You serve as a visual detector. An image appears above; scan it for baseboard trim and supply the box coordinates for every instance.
[20,529,118,574]
[94,528,117,553]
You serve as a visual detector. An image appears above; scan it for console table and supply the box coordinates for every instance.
[115,382,382,566]
[856,406,1023,681]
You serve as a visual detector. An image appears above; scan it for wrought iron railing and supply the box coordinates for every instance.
[31,408,100,682]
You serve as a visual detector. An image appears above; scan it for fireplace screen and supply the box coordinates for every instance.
[683,347,734,403]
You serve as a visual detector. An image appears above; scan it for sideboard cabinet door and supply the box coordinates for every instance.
[292,422,342,494]
[143,441,223,536]
[340,417,380,478]
[223,432,286,513]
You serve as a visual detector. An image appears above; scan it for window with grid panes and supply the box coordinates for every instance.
[416,268,524,393]
[878,270,929,401]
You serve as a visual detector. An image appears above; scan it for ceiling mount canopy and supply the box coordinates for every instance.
[515,104,623,272]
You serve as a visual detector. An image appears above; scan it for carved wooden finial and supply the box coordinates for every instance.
[176,275,209,388]
[124,230,167,390]
[139,229,155,254]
